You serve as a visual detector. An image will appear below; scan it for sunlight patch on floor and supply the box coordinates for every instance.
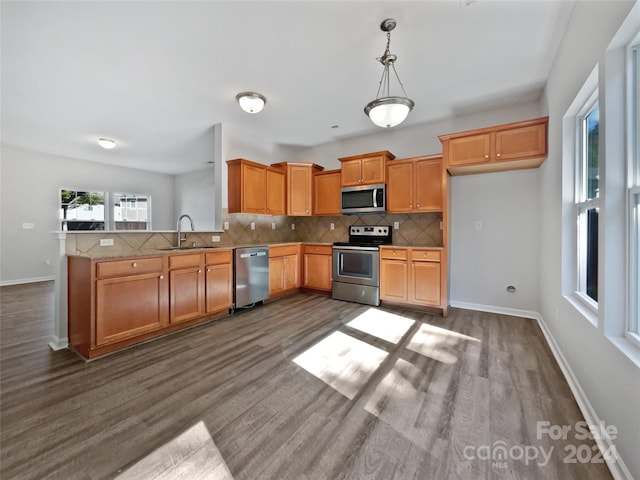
[293,330,388,400]
[406,323,480,364]
[346,307,416,344]
[116,420,234,479]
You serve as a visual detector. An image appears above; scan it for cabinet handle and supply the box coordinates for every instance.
[132,262,137,268]
[496,153,501,158]
[409,204,412,208]
[198,269,202,274]
[416,204,420,208]
[207,268,211,273]
[412,263,415,267]
[159,275,164,280]
[484,154,489,159]
[306,210,309,213]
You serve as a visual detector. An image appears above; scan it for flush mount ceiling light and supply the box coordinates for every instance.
[236,92,267,114]
[364,18,415,128]
[97,138,116,149]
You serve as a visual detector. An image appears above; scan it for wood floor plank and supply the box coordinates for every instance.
[0,283,613,480]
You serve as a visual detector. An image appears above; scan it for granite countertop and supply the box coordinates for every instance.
[68,241,336,260]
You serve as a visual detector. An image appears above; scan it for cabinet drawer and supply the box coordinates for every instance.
[269,244,300,257]
[380,248,408,260]
[302,244,332,255]
[410,250,441,262]
[96,257,164,278]
[205,250,232,265]
[169,253,202,269]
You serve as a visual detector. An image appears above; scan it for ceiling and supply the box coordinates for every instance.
[1,1,574,174]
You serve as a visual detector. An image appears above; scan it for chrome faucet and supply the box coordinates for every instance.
[177,214,195,248]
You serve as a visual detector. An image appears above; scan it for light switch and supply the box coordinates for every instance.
[100,238,114,246]
[211,235,221,242]
[22,223,35,229]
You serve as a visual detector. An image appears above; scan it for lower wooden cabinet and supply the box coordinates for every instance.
[68,249,233,359]
[169,253,205,324]
[269,244,301,298]
[204,251,233,314]
[96,271,167,346]
[302,244,332,291]
[380,247,444,310]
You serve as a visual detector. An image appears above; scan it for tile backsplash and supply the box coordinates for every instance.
[66,209,442,257]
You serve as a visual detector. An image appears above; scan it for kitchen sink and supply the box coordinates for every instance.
[156,246,224,251]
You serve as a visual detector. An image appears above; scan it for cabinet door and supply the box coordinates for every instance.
[314,171,341,215]
[380,259,408,301]
[386,162,414,213]
[205,263,232,313]
[96,272,167,346]
[269,257,284,296]
[303,253,332,290]
[494,123,546,162]
[414,158,442,211]
[288,164,312,215]
[446,133,491,166]
[361,156,385,184]
[411,261,441,307]
[283,254,300,290]
[266,168,285,215]
[243,163,267,213]
[170,267,205,324]
[340,160,362,186]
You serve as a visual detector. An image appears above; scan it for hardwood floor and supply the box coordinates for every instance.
[1,281,612,480]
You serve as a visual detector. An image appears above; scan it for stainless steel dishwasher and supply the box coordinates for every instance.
[233,246,269,309]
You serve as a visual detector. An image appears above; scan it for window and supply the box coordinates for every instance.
[60,189,105,231]
[628,38,640,344]
[576,95,600,305]
[112,193,150,231]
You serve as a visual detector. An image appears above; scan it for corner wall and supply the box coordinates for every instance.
[539,1,639,477]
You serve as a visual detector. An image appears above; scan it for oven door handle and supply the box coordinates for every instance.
[332,245,380,251]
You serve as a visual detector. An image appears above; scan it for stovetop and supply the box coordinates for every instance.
[333,225,392,248]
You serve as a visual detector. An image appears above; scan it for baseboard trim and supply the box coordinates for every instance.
[0,276,55,286]
[450,300,632,480]
[449,300,538,319]
[48,335,69,351]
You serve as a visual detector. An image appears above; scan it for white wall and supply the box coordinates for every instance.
[0,146,175,283]
[174,167,216,231]
[450,169,540,311]
[540,1,639,478]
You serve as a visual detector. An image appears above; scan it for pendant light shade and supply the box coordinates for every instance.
[364,19,414,128]
[236,92,266,114]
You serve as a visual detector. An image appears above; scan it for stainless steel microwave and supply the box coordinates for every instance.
[340,183,386,214]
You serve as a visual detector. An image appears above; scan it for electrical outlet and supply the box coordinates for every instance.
[100,238,114,246]
[250,222,255,230]
[211,235,221,242]
[291,223,296,230]
[440,221,443,230]
[22,222,35,230]
[475,221,482,230]
[393,222,399,230]
[223,221,229,230]
[330,223,335,230]
[272,222,276,230]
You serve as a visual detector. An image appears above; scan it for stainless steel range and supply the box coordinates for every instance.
[332,225,392,306]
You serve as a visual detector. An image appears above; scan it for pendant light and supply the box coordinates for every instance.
[364,18,414,128]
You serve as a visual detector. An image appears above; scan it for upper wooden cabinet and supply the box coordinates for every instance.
[338,151,395,186]
[387,155,443,213]
[227,159,268,214]
[271,162,324,216]
[313,169,341,216]
[266,166,286,216]
[439,117,548,175]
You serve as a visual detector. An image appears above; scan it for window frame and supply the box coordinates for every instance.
[626,37,640,348]
[574,91,600,312]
